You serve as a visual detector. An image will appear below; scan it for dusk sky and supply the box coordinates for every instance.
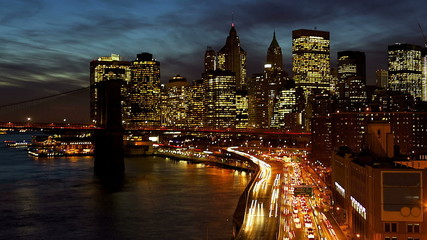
[0,0,426,122]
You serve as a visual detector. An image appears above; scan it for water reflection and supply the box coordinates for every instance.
[0,135,250,240]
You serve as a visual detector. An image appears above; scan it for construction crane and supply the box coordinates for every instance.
[418,23,427,47]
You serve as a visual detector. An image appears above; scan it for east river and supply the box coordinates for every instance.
[0,132,250,240]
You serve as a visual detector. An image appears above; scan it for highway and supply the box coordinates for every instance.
[228,147,346,240]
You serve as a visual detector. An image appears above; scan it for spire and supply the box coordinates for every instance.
[231,12,235,27]
[269,31,279,48]
[266,31,283,71]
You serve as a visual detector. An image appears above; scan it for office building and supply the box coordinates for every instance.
[162,75,189,127]
[388,43,423,99]
[422,46,427,101]
[292,29,331,95]
[376,69,388,89]
[128,52,161,127]
[331,122,427,240]
[204,46,216,73]
[248,73,269,128]
[249,32,287,128]
[204,70,236,128]
[235,89,248,129]
[187,79,205,128]
[311,111,427,166]
[337,51,367,111]
[217,24,247,89]
[271,80,303,130]
[89,54,131,124]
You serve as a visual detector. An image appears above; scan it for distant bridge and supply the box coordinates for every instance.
[0,121,310,136]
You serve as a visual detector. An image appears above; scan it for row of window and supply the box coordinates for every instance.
[385,238,420,240]
[384,223,420,233]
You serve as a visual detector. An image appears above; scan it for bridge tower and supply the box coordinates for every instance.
[94,79,124,181]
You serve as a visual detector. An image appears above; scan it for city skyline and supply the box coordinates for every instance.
[0,0,426,110]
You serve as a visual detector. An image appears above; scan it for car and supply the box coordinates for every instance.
[307,228,315,239]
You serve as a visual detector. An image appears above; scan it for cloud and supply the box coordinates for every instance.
[0,0,426,122]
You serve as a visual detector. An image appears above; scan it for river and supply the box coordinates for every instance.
[0,132,250,240]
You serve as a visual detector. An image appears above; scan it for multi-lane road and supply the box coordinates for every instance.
[228,147,345,240]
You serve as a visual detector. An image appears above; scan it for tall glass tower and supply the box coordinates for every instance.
[292,29,331,95]
[128,52,161,126]
[388,43,423,99]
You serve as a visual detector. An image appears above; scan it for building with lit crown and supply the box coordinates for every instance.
[90,54,131,125]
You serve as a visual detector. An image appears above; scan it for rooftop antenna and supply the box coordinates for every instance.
[231,12,235,27]
[418,23,427,47]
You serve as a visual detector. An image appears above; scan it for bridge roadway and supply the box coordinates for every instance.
[0,122,310,136]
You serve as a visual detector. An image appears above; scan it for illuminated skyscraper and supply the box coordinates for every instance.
[128,52,161,126]
[337,51,367,111]
[187,79,205,128]
[162,75,189,127]
[387,43,423,99]
[292,29,331,95]
[422,46,427,101]
[217,24,247,89]
[90,54,131,124]
[236,89,248,129]
[204,70,236,128]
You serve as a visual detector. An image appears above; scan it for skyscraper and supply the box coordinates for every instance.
[376,69,388,89]
[128,52,161,126]
[162,75,189,127]
[292,29,331,95]
[387,43,423,99]
[217,24,247,89]
[90,54,131,124]
[337,51,367,111]
[204,70,236,128]
[204,47,216,73]
[249,32,287,128]
[422,46,427,101]
[187,79,205,128]
[266,32,283,72]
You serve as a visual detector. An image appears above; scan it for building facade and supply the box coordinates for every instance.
[204,70,237,128]
[331,123,427,240]
[292,29,331,95]
[89,54,131,125]
[128,52,161,127]
[388,43,423,99]
[217,24,247,89]
[337,51,367,111]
